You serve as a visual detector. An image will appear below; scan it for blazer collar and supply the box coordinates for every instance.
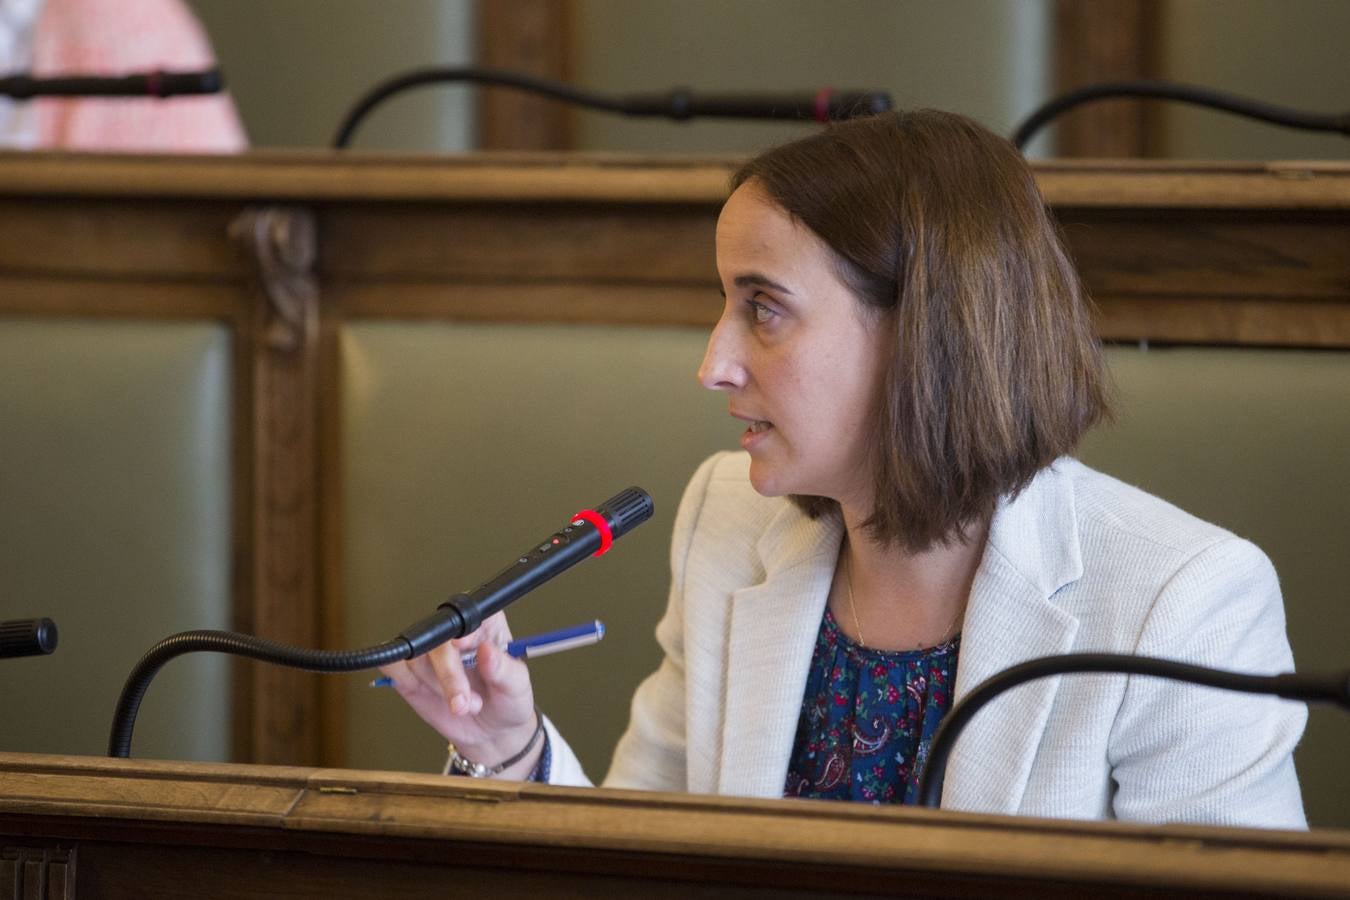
[715,459,1085,807]
[718,501,842,797]
[941,459,1084,813]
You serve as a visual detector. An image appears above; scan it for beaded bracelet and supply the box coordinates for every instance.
[443,706,544,778]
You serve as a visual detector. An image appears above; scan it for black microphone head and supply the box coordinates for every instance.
[596,487,654,539]
[829,91,893,120]
[155,69,224,96]
[0,617,58,658]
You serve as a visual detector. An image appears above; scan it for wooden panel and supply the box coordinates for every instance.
[476,0,575,151]
[319,204,718,283]
[0,278,246,321]
[0,845,74,900]
[0,200,246,279]
[333,281,720,326]
[233,208,325,768]
[317,302,348,769]
[1096,295,1350,347]
[1,754,1349,898]
[0,153,737,203]
[1037,161,1350,208]
[1058,215,1350,299]
[4,154,1349,208]
[1053,0,1160,157]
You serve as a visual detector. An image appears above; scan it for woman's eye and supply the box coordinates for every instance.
[748,299,775,324]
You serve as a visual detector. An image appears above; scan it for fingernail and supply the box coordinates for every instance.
[449,694,467,714]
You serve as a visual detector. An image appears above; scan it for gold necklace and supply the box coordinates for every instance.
[843,549,964,650]
[844,549,869,648]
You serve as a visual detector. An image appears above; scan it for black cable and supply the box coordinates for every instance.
[916,652,1350,809]
[1012,80,1350,151]
[0,69,223,99]
[332,66,891,148]
[106,613,462,758]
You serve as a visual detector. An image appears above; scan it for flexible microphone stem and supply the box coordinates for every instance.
[1012,79,1350,151]
[0,69,224,100]
[916,653,1350,809]
[332,66,891,148]
[107,631,414,759]
[108,487,653,758]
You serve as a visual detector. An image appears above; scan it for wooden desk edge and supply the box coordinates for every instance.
[2,753,1347,897]
[1,152,1349,209]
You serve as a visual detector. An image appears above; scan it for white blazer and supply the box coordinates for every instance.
[544,452,1307,828]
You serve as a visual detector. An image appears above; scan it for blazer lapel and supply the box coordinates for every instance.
[717,505,842,797]
[940,461,1084,814]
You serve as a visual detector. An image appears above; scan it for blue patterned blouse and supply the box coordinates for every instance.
[784,608,960,804]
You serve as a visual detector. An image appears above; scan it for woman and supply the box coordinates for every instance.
[382,110,1306,828]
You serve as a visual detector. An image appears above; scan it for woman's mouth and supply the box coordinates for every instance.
[741,419,773,450]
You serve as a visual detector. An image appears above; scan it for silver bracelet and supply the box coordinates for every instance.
[444,706,544,778]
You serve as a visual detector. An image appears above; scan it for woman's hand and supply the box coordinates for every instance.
[378,611,541,779]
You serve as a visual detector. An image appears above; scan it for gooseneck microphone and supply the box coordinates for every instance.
[108,488,653,758]
[916,653,1350,809]
[0,618,58,659]
[614,88,892,122]
[332,66,891,148]
[0,69,224,100]
[399,487,655,655]
[1011,79,1350,152]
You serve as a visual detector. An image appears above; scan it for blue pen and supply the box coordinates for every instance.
[370,619,605,687]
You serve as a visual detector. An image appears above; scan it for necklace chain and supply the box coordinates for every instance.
[843,546,964,650]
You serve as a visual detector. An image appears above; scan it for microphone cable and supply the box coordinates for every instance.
[1012,79,1350,151]
[916,652,1350,809]
[332,66,890,148]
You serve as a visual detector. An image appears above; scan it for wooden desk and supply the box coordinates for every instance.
[2,752,1348,898]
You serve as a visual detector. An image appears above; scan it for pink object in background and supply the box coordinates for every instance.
[31,0,247,152]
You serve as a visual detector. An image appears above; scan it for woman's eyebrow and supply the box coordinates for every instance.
[733,273,795,295]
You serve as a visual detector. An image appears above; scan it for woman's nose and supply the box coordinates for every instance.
[698,317,745,392]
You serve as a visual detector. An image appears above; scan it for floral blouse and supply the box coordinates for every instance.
[784,608,960,804]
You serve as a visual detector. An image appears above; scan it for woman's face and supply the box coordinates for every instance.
[699,180,890,512]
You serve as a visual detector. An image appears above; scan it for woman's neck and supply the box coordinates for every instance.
[834,507,990,651]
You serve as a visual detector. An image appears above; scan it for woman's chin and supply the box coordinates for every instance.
[747,460,792,498]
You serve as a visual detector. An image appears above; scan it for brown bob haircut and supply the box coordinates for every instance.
[732,109,1109,552]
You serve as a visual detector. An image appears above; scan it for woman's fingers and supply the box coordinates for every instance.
[376,612,536,756]
[426,637,477,713]
[473,639,530,702]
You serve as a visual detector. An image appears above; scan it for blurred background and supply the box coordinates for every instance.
[186,0,1350,158]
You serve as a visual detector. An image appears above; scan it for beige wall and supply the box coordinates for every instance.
[1157,0,1350,160]
[187,0,475,150]
[0,321,233,762]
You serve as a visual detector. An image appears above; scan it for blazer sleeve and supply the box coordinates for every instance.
[598,452,726,791]
[1107,536,1308,828]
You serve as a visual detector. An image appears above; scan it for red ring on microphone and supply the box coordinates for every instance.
[813,87,833,123]
[573,509,613,556]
